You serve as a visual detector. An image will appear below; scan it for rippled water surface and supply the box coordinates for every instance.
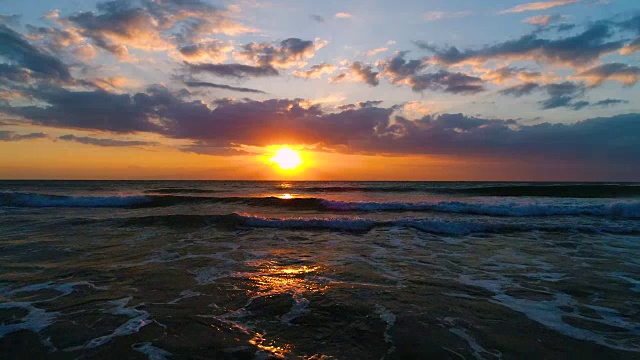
[1,181,639,359]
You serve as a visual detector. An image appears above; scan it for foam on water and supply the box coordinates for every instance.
[322,199,640,218]
[459,274,640,352]
[131,342,172,360]
[0,302,59,338]
[448,327,503,360]
[67,297,151,350]
[0,192,152,208]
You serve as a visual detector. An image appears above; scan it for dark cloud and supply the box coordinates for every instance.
[1,84,639,169]
[572,63,640,86]
[360,113,640,165]
[184,62,279,79]
[0,86,163,133]
[177,41,232,62]
[379,51,428,80]
[539,82,586,109]
[236,38,320,68]
[331,62,380,86]
[592,98,629,107]
[619,15,640,54]
[0,130,48,141]
[184,81,265,94]
[499,82,541,97]
[309,15,324,23]
[378,52,485,93]
[350,62,380,86]
[0,24,72,82]
[59,134,158,147]
[500,81,588,110]
[336,100,383,110]
[179,140,255,156]
[0,14,21,26]
[417,22,625,67]
[410,71,485,94]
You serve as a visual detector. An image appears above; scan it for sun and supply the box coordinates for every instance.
[270,147,303,170]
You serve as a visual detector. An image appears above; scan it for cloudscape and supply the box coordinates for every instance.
[1,0,639,180]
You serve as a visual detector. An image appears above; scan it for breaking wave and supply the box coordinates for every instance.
[1,192,639,219]
[278,183,640,198]
[121,213,640,235]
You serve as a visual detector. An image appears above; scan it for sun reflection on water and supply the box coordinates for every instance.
[227,260,330,358]
[250,333,293,358]
[237,261,327,297]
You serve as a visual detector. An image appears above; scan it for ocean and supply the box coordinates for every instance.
[1,180,639,359]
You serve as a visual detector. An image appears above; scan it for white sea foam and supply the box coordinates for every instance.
[322,199,640,218]
[0,302,59,338]
[66,297,150,350]
[0,192,152,207]
[375,304,397,358]
[449,327,503,360]
[132,342,172,360]
[280,294,310,325]
[459,275,640,352]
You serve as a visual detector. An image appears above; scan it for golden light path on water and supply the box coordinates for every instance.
[226,259,330,358]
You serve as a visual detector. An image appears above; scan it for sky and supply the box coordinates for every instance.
[0,0,639,180]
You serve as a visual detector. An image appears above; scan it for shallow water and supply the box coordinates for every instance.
[1,181,639,359]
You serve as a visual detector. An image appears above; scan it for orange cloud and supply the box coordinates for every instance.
[500,0,579,14]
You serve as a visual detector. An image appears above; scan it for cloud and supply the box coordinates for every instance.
[349,61,379,86]
[500,0,579,14]
[0,130,48,141]
[365,47,388,56]
[1,84,639,168]
[423,11,471,22]
[43,10,60,20]
[337,100,384,110]
[90,76,130,90]
[618,15,640,55]
[524,14,563,27]
[335,13,352,19]
[67,3,172,57]
[184,81,265,93]
[540,81,586,109]
[330,62,380,86]
[59,134,158,147]
[177,41,234,62]
[482,66,553,84]
[409,71,485,94]
[65,0,253,59]
[179,140,255,156]
[26,25,85,52]
[591,98,629,107]
[418,22,624,67]
[292,63,337,78]
[572,63,640,86]
[0,14,21,26]
[235,38,324,69]
[499,82,541,97]
[0,24,72,83]
[500,81,588,109]
[73,44,98,60]
[309,15,324,23]
[378,52,485,93]
[185,62,279,79]
[1,85,164,133]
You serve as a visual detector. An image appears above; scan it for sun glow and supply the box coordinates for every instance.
[270,147,303,170]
